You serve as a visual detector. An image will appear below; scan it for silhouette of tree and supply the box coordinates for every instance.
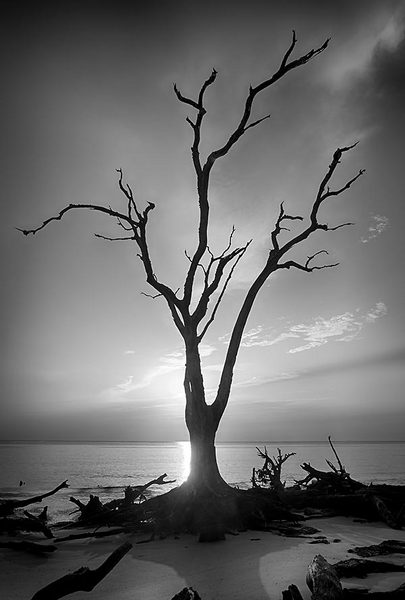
[20,33,364,532]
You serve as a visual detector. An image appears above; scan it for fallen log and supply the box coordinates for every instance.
[306,554,343,599]
[0,517,53,538]
[343,583,405,599]
[55,527,128,543]
[30,541,132,600]
[333,558,405,578]
[349,539,405,557]
[68,474,175,526]
[0,481,68,517]
[0,540,57,555]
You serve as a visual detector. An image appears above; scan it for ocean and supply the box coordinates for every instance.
[1,441,404,522]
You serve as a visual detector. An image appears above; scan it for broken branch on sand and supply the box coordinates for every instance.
[30,541,132,600]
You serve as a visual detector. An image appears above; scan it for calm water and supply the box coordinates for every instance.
[1,441,404,522]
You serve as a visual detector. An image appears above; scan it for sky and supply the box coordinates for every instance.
[1,0,404,442]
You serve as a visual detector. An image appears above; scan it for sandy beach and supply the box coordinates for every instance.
[1,517,404,600]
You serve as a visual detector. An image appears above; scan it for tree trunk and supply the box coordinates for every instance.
[187,423,227,491]
[183,340,229,493]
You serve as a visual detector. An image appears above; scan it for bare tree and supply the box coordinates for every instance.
[19,33,363,515]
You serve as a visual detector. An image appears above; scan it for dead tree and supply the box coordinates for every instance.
[19,33,364,532]
[252,447,296,493]
[296,438,363,492]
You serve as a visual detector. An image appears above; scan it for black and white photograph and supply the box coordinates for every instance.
[1,1,404,598]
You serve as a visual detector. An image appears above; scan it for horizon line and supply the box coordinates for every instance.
[1,438,404,444]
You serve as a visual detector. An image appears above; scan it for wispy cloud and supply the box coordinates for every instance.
[324,10,405,87]
[361,214,389,243]
[106,343,217,398]
[220,303,387,354]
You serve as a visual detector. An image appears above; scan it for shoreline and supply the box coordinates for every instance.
[1,517,405,600]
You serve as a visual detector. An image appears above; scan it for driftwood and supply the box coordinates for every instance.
[282,584,305,599]
[0,481,68,517]
[0,517,53,538]
[306,554,343,599]
[55,527,128,543]
[0,540,57,555]
[30,541,132,600]
[296,438,363,493]
[24,506,48,523]
[69,474,175,526]
[171,588,202,600]
[343,583,405,599]
[370,496,401,529]
[252,447,295,493]
[333,558,405,578]
[348,539,405,557]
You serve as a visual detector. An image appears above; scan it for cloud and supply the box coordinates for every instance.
[220,302,387,354]
[361,214,389,243]
[324,9,405,88]
[105,343,218,398]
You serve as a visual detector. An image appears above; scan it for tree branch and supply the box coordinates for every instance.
[204,34,329,171]
[197,241,251,341]
[94,234,135,241]
[30,542,132,600]
[278,250,339,272]
[0,481,68,518]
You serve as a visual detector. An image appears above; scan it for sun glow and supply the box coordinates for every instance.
[177,441,191,482]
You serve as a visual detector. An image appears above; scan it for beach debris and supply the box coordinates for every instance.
[332,557,405,578]
[306,554,343,599]
[342,582,405,598]
[0,516,53,538]
[55,527,129,543]
[282,584,305,600]
[171,588,202,600]
[348,539,405,557]
[0,540,57,555]
[24,506,49,523]
[296,437,363,493]
[252,447,296,493]
[68,473,176,526]
[0,480,68,518]
[370,495,402,529]
[30,541,132,600]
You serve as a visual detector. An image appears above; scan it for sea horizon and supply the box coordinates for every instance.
[1,438,405,444]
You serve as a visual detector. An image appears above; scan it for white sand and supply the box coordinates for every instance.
[1,517,404,600]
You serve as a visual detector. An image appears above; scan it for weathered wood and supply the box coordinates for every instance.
[171,588,202,600]
[0,540,57,555]
[349,539,405,557]
[0,481,68,517]
[30,541,132,600]
[24,506,48,523]
[282,583,305,599]
[333,558,405,578]
[343,583,405,598]
[0,517,53,538]
[306,554,343,599]
[371,495,401,529]
[55,527,128,543]
[254,447,296,493]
